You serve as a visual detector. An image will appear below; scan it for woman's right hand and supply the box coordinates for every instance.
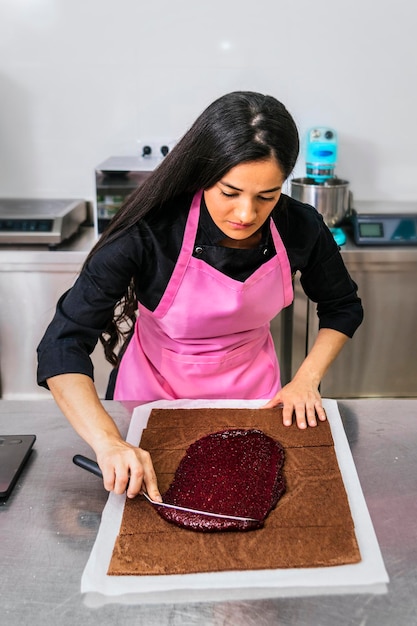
[95,438,162,501]
[46,373,162,502]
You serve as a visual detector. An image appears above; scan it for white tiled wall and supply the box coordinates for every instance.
[1,0,416,203]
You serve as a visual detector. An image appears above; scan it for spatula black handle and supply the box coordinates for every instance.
[73,454,103,478]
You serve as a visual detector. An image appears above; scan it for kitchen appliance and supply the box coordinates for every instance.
[95,156,157,234]
[305,127,338,182]
[291,177,350,227]
[0,198,87,247]
[291,127,350,245]
[350,200,417,246]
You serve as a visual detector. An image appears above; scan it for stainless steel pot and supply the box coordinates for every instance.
[290,177,351,227]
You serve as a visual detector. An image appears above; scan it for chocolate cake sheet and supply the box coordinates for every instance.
[81,399,389,604]
[108,407,359,575]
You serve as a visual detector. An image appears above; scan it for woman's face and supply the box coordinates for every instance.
[204,158,284,243]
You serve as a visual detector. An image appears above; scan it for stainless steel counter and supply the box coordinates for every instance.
[0,228,112,399]
[1,225,417,400]
[326,240,417,397]
[290,234,417,397]
[1,399,416,626]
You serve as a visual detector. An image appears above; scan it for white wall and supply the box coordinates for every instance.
[1,0,416,204]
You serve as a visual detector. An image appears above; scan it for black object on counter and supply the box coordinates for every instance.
[73,454,102,478]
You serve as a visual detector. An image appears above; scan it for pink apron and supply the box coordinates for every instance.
[114,190,293,401]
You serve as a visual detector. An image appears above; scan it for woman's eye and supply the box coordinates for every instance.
[219,190,277,201]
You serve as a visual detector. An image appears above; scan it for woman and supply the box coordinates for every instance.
[37,91,363,502]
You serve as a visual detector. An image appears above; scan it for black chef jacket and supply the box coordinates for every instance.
[37,193,363,389]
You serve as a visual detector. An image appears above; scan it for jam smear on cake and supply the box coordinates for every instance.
[154,428,285,532]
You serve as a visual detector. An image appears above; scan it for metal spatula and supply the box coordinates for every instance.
[140,491,260,522]
[73,454,260,522]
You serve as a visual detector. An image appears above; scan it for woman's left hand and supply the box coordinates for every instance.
[262,328,348,429]
[262,375,327,429]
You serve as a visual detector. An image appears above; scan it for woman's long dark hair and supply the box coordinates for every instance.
[89,91,300,365]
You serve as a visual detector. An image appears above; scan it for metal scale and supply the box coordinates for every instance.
[0,198,87,247]
[350,201,417,246]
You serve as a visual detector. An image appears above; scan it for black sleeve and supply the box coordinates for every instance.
[36,229,144,388]
[299,229,364,337]
[36,196,190,389]
[275,197,364,338]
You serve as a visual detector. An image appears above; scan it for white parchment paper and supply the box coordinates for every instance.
[81,399,389,606]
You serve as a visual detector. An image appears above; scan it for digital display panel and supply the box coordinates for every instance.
[359,222,384,238]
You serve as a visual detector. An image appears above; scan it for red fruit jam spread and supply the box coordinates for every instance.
[154,429,285,532]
